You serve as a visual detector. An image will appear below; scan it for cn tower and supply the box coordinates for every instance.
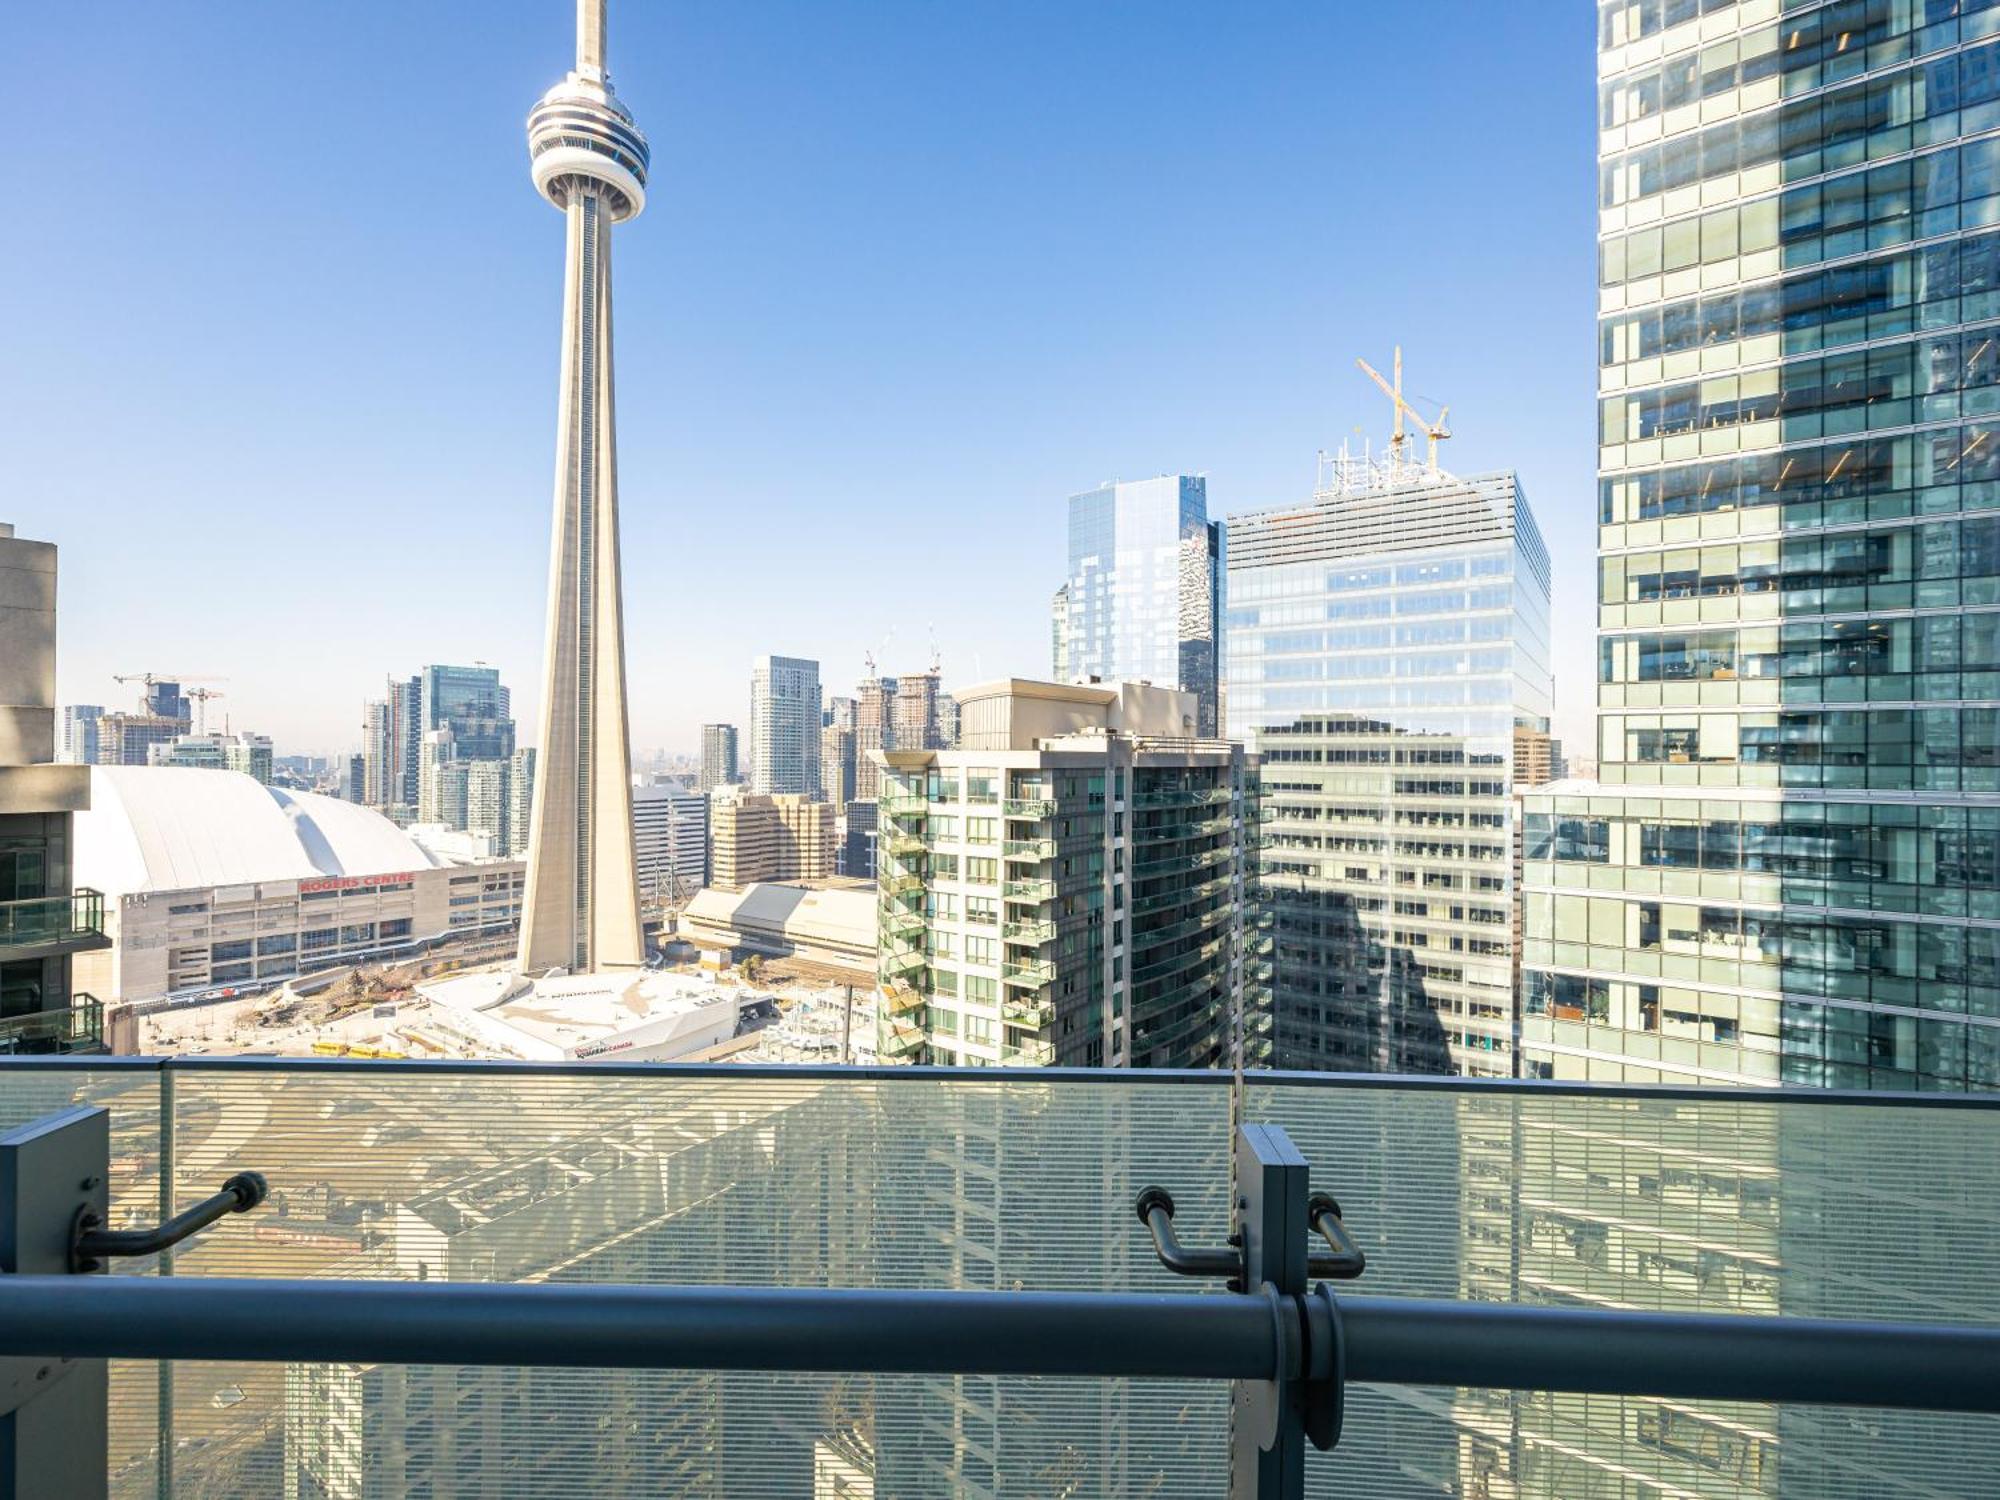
[517,0,647,973]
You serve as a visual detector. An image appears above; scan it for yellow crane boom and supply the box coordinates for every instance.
[1356,346,1451,469]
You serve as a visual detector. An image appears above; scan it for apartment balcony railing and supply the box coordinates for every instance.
[1002,877,1056,904]
[880,902,924,939]
[1002,917,1056,945]
[878,789,926,815]
[881,870,923,897]
[882,831,926,859]
[1,1057,1997,1499]
[1000,958,1056,989]
[0,888,111,957]
[1001,995,1053,1028]
[1002,838,1056,862]
[1002,796,1056,820]
[998,1038,1055,1067]
[879,942,925,978]
[1132,786,1234,808]
[0,995,105,1055]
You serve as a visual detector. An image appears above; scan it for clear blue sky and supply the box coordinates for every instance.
[3,2,1600,759]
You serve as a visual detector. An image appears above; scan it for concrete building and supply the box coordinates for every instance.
[1226,455,1553,1078]
[507,747,536,858]
[1058,476,1225,736]
[679,882,876,978]
[149,731,275,785]
[632,780,707,902]
[852,677,894,801]
[709,791,836,891]
[698,723,739,792]
[748,656,821,796]
[0,524,111,1054]
[95,710,187,768]
[1512,726,1565,791]
[840,799,877,881]
[70,766,523,1009]
[417,728,460,826]
[820,719,856,807]
[59,705,101,766]
[515,0,650,975]
[874,679,1253,1069]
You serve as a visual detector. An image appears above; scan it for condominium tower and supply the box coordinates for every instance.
[1056,477,1225,736]
[748,656,821,797]
[516,0,648,972]
[875,680,1255,1069]
[698,723,739,792]
[1228,453,1553,1077]
[1522,0,2000,1090]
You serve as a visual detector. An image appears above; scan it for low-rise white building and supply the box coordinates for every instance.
[413,968,758,1062]
[70,767,523,1010]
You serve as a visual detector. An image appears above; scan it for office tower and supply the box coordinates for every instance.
[343,754,365,804]
[360,700,394,807]
[508,747,537,858]
[1227,457,1553,1078]
[698,723,739,792]
[709,791,836,890]
[58,706,101,765]
[419,663,516,760]
[632,781,709,900]
[1520,3,2000,1092]
[875,679,1253,1068]
[748,656,821,796]
[516,0,648,974]
[0,524,110,1054]
[1059,476,1224,736]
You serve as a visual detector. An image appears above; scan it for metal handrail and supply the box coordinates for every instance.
[0,1276,1994,1414]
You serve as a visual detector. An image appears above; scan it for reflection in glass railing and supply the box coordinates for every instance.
[1,1063,1995,1499]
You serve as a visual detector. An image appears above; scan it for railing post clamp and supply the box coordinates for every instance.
[1137,1123,1365,1499]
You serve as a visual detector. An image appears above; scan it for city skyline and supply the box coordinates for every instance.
[5,2,1598,757]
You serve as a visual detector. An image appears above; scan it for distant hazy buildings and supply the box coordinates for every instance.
[1227,454,1553,1078]
[748,656,821,796]
[875,679,1253,1069]
[1512,727,1565,791]
[149,731,274,785]
[709,791,836,890]
[698,723,740,792]
[1057,476,1224,736]
[851,671,951,800]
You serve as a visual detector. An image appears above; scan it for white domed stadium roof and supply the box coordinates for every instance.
[76,767,444,900]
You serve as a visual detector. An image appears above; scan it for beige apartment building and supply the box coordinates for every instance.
[709,792,837,890]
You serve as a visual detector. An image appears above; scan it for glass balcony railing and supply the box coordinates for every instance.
[882,831,925,859]
[880,902,924,938]
[880,870,923,897]
[1001,995,1052,1028]
[1001,959,1055,988]
[0,889,110,954]
[0,996,104,1055]
[1003,797,1055,819]
[878,789,926,815]
[1002,917,1056,945]
[1003,877,1055,904]
[1002,838,1055,862]
[0,1058,1996,1499]
[998,1038,1055,1066]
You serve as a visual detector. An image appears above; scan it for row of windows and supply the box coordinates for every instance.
[1599,0,1752,50]
[1608,704,2000,786]
[1600,39,2000,211]
[1605,522,2000,606]
[1241,648,1515,684]
[1601,615,2000,691]
[1601,0,1996,64]
[1599,431,2000,523]
[1602,237,2000,373]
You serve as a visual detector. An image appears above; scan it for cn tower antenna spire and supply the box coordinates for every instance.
[577,0,605,76]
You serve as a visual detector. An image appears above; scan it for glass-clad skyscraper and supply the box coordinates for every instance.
[1523,0,2000,1091]
[1228,455,1553,1077]
[1057,476,1224,736]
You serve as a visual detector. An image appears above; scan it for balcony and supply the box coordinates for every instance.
[998,1038,1055,1066]
[0,995,104,1055]
[1002,837,1056,863]
[1001,958,1055,988]
[882,831,925,859]
[1003,796,1055,819]
[0,1058,1995,1499]
[1003,877,1056,904]
[1002,917,1056,945]
[878,789,926,815]
[880,870,923,897]
[880,902,924,939]
[1132,786,1233,808]
[0,888,111,959]
[1001,995,1052,1028]
[879,943,925,978]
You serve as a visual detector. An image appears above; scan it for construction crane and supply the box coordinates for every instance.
[186,686,227,735]
[1355,347,1451,470]
[111,672,227,712]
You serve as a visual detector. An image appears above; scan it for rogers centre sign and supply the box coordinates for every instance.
[298,872,419,894]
